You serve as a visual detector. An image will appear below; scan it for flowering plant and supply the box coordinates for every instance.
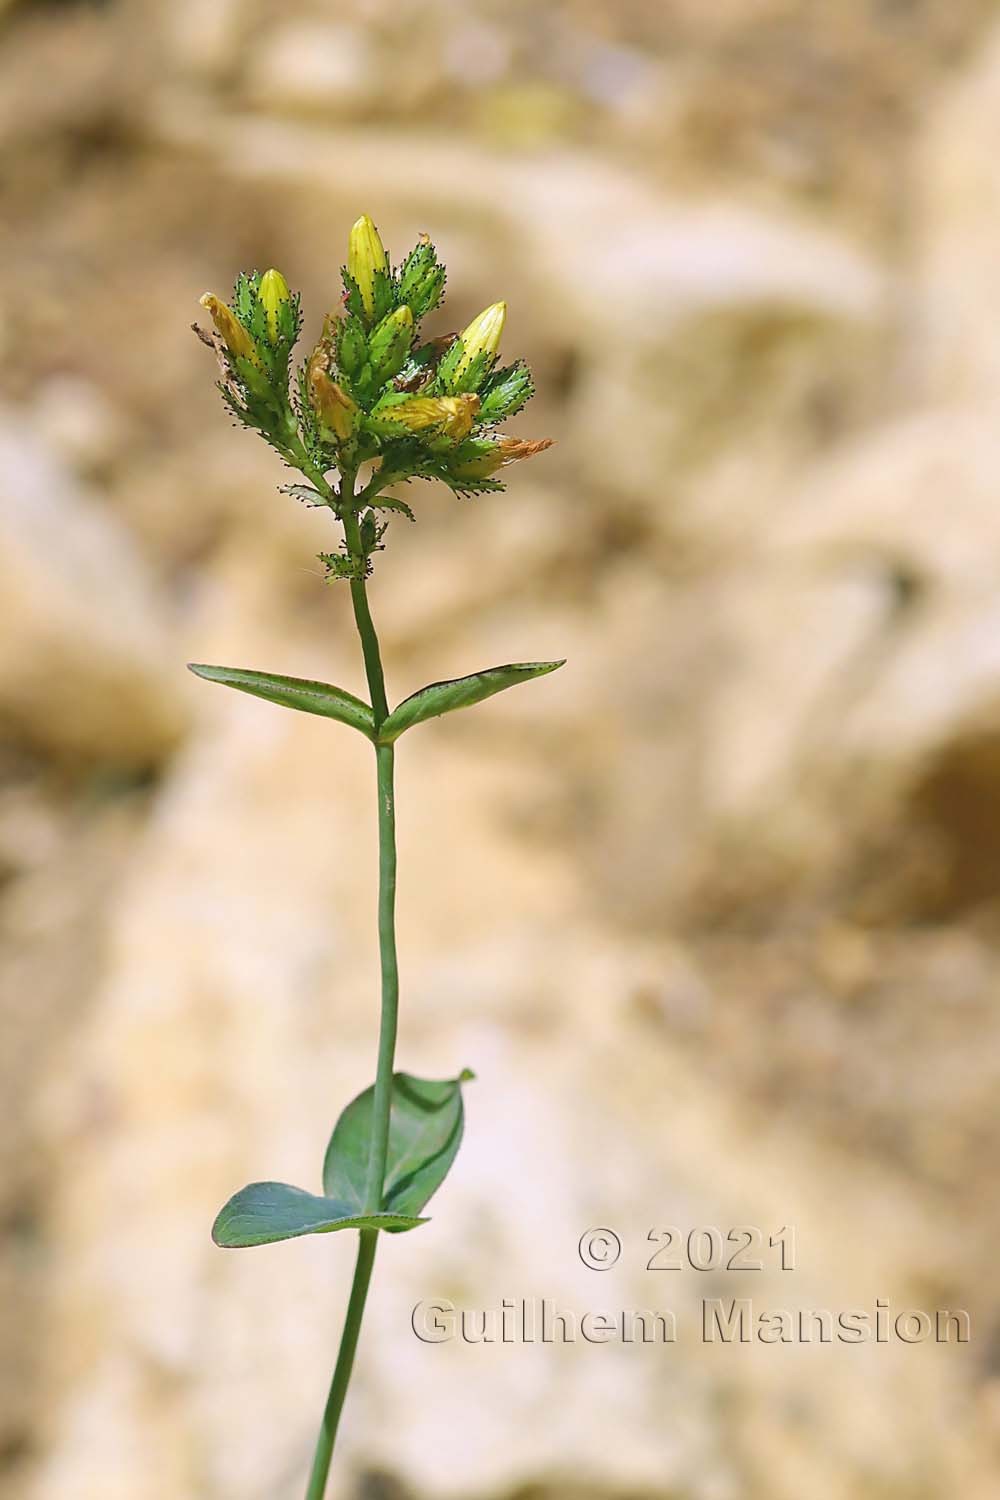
[192,215,560,1498]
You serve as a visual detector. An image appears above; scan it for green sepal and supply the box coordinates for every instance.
[233,354,273,404]
[341,267,395,326]
[348,360,375,407]
[273,290,302,347]
[212,1182,425,1248]
[367,308,415,385]
[435,340,496,396]
[397,241,446,321]
[364,390,418,437]
[478,361,534,423]
[323,1071,472,1225]
[378,661,564,741]
[370,267,396,323]
[231,270,259,326]
[341,270,367,323]
[188,664,375,738]
[336,315,368,381]
[434,335,464,389]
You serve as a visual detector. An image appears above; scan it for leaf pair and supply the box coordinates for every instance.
[213,1071,470,1248]
[188,659,564,742]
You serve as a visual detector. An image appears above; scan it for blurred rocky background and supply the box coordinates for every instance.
[2,0,1000,1497]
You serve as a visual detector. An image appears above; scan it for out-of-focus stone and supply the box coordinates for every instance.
[578,398,1000,931]
[163,0,249,80]
[245,23,375,113]
[0,419,186,766]
[911,19,1000,402]
[31,377,129,478]
[535,190,887,532]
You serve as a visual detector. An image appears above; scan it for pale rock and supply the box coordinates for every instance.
[164,0,249,80]
[245,23,375,113]
[442,20,512,87]
[0,420,186,765]
[911,20,1000,402]
[542,397,1000,914]
[32,376,128,477]
[761,404,1000,762]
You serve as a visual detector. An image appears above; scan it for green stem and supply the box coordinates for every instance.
[303,478,401,1500]
[343,508,389,726]
[365,739,399,1209]
[303,1230,377,1500]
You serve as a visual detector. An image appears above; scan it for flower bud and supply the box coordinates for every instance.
[398,238,446,319]
[348,214,388,319]
[258,268,290,344]
[337,315,367,379]
[367,305,414,383]
[308,366,358,443]
[451,435,553,481]
[455,301,506,378]
[385,394,480,441]
[199,293,258,365]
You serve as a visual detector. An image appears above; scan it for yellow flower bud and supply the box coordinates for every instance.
[387,394,480,441]
[308,365,358,443]
[452,436,553,481]
[259,268,290,344]
[199,293,258,364]
[440,395,481,440]
[348,214,388,318]
[455,301,506,377]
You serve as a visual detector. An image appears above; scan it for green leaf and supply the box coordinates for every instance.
[188,664,375,739]
[212,1181,425,1248]
[278,482,329,508]
[378,662,565,742]
[324,1071,473,1223]
[370,495,416,522]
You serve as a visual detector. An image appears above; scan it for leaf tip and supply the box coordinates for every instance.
[458,1067,476,1083]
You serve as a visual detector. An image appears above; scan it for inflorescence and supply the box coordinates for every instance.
[195,215,552,581]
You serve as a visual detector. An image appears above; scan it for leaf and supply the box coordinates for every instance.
[378,661,565,742]
[324,1071,473,1223]
[212,1181,425,1248]
[188,664,375,739]
[370,495,416,522]
[278,482,329,508]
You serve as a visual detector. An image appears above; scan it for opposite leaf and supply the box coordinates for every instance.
[212,1181,425,1248]
[378,661,564,742]
[188,664,375,739]
[324,1071,472,1222]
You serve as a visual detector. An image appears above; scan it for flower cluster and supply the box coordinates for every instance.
[196,215,552,579]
